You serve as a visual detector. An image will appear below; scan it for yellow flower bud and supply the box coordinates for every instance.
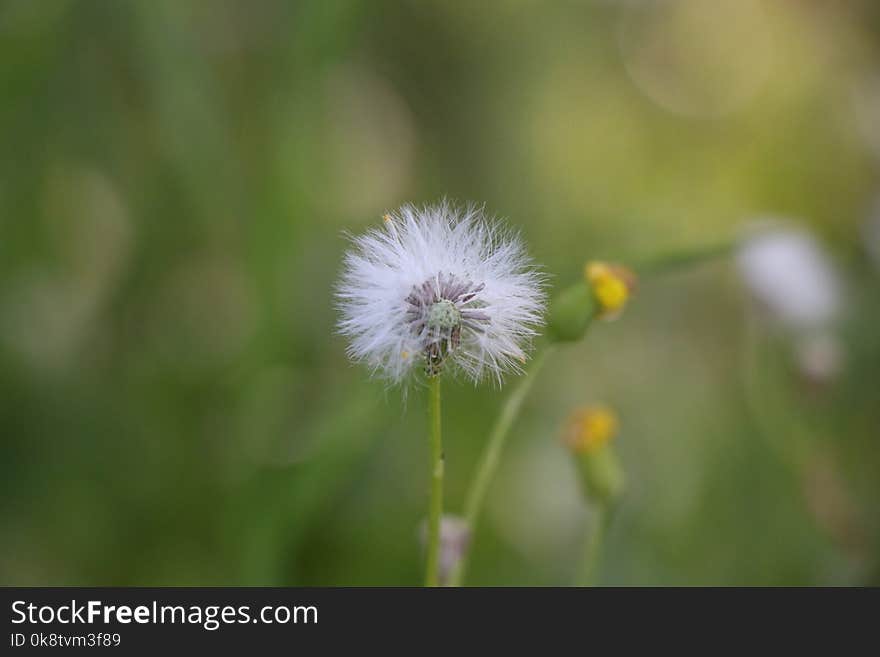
[563,405,619,454]
[584,261,636,319]
[563,405,625,506]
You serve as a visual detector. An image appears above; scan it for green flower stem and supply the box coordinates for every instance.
[425,375,444,587]
[635,240,736,277]
[577,503,609,586]
[449,345,555,586]
[741,314,811,468]
[447,239,735,587]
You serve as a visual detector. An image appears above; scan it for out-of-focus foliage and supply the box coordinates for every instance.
[1,0,878,585]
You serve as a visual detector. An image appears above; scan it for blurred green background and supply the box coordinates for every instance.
[1,0,879,586]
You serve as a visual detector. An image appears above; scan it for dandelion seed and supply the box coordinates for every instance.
[336,202,546,384]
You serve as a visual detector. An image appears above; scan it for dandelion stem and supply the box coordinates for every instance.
[449,345,555,586]
[425,375,444,587]
[577,504,609,586]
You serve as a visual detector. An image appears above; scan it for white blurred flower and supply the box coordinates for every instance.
[737,224,843,332]
[794,332,844,385]
[336,202,545,384]
[737,222,847,383]
[419,515,470,586]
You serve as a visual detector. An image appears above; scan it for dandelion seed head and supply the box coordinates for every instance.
[336,202,546,384]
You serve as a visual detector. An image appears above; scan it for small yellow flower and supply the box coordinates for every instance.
[584,261,636,318]
[563,405,619,454]
[563,404,626,505]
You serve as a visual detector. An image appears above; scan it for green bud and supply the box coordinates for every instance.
[575,444,625,507]
[547,281,595,343]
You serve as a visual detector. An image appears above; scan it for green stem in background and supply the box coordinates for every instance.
[425,375,444,587]
[577,504,609,586]
[449,345,555,586]
[448,238,735,586]
[634,240,736,277]
[740,314,809,469]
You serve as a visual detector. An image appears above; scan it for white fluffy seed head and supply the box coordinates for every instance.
[335,202,546,385]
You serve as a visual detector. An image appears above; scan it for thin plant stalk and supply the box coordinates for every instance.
[577,504,609,586]
[634,240,735,277]
[425,375,444,587]
[449,345,555,586]
[449,239,733,586]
